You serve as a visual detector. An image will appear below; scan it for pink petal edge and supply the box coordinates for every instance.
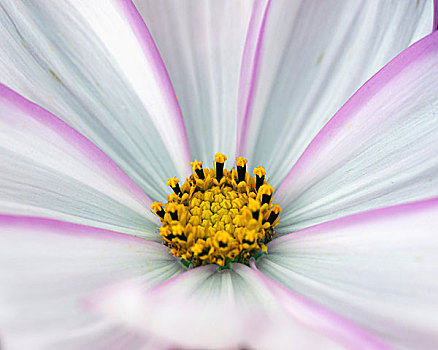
[277,31,438,194]
[434,0,438,30]
[0,83,153,209]
[118,0,191,165]
[0,214,167,248]
[236,0,270,156]
[247,262,387,349]
[271,197,438,244]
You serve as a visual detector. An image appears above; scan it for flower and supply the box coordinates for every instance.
[0,0,437,349]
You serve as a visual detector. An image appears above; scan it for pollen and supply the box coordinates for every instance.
[151,154,282,268]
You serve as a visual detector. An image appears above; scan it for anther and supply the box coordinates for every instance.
[267,204,282,224]
[160,226,173,240]
[167,177,181,196]
[213,231,233,250]
[236,156,247,183]
[248,198,260,220]
[151,201,165,219]
[215,152,227,181]
[167,203,179,221]
[173,223,185,239]
[253,166,266,192]
[191,159,205,180]
[259,184,274,205]
[192,239,207,256]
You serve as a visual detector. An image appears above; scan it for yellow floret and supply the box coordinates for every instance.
[190,159,203,171]
[166,177,180,187]
[236,156,247,167]
[214,152,227,163]
[253,166,266,177]
[151,201,163,213]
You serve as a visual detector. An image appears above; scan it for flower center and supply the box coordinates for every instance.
[151,153,282,268]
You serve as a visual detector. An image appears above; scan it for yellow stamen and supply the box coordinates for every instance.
[152,155,282,268]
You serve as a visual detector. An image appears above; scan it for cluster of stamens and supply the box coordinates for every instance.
[151,153,282,268]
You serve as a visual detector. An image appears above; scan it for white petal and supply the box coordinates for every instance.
[94,263,384,349]
[28,322,170,350]
[276,31,438,234]
[0,0,190,201]
[238,0,435,187]
[0,216,184,349]
[134,0,256,161]
[257,199,438,349]
[0,84,156,238]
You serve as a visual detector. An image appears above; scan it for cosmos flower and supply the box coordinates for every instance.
[0,0,438,349]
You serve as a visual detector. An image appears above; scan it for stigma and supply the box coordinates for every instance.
[151,154,282,268]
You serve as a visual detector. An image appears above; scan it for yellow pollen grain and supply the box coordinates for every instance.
[152,155,282,267]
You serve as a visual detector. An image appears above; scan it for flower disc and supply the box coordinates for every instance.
[152,154,281,267]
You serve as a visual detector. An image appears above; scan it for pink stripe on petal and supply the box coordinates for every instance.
[0,214,164,246]
[274,197,438,244]
[248,262,387,349]
[236,0,271,156]
[0,83,152,208]
[117,0,191,166]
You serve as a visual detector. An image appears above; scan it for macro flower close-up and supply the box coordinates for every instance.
[1,0,438,349]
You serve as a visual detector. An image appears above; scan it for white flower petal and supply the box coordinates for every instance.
[238,0,435,187]
[0,0,190,201]
[94,263,384,349]
[276,31,438,233]
[0,84,156,238]
[134,0,256,161]
[0,216,184,349]
[21,321,170,350]
[257,199,438,349]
